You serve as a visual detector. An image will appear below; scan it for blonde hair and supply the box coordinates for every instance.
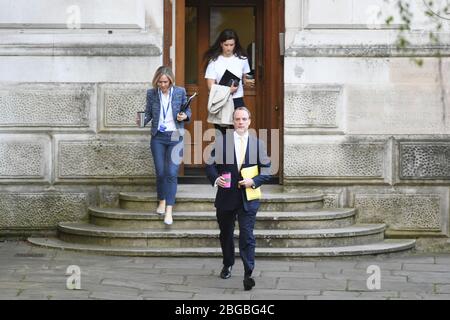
[151,66,175,88]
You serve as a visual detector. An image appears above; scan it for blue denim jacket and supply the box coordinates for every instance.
[144,86,192,136]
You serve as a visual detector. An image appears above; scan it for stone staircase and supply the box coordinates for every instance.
[28,185,415,257]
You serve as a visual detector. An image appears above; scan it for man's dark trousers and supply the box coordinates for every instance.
[217,206,257,276]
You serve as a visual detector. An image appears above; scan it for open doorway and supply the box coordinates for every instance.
[165,0,284,183]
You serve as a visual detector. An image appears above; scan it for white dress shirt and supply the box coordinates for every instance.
[157,89,177,132]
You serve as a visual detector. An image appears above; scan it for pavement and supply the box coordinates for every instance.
[1,240,450,300]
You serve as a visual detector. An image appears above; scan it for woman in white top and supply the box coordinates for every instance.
[204,29,254,133]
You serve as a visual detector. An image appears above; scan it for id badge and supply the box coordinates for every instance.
[158,124,167,132]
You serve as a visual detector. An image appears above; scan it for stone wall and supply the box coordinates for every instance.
[1,0,449,243]
[284,0,450,238]
[0,0,162,235]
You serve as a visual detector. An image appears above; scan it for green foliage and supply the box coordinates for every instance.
[384,0,448,66]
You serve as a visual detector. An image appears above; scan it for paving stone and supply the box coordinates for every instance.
[210,269,263,277]
[95,267,163,276]
[185,275,277,290]
[321,291,361,297]
[0,289,20,299]
[261,271,324,279]
[419,294,450,300]
[100,278,167,291]
[357,291,398,299]
[252,262,291,272]
[436,284,450,294]
[355,262,403,271]
[192,293,252,300]
[347,280,434,292]
[100,265,161,273]
[18,288,91,300]
[315,261,358,269]
[1,261,53,270]
[399,292,427,299]
[141,291,194,300]
[307,295,355,300]
[153,258,207,269]
[0,274,26,282]
[277,278,346,291]
[247,289,320,296]
[0,281,42,290]
[392,271,450,283]
[288,262,316,271]
[167,284,226,294]
[110,274,185,285]
[324,271,406,282]
[201,262,229,270]
[89,290,142,300]
[10,294,51,300]
[305,265,350,273]
[89,292,143,300]
[23,274,67,283]
[388,256,435,264]
[250,294,306,300]
[161,268,214,276]
[402,263,450,272]
[434,256,450,264]
[128,257,156,264]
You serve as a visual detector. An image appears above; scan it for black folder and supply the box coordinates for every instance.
[218,69,241,87]
[180,92,197,112]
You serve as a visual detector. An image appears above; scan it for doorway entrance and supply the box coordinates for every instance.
[165,0,284,182]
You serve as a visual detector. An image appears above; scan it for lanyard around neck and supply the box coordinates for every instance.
[158,87,173,121]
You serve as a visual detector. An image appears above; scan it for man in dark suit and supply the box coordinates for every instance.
[205,106,271,291]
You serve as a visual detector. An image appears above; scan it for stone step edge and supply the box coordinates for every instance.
[28,238,416,257]
[57,222,386,239]
[88,207,356,221]
[119,192,324,203]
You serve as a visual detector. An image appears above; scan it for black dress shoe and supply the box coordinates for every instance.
[220,266,232,279]
[243,275,255,291]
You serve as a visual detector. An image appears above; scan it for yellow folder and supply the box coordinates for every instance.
[240,165,262,201]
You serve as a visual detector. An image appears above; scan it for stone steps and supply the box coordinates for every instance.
[88,207,357,230]
[28,237,416,257]
[119,191,324,212]
[28,185,416,257]
[56,222,386,248]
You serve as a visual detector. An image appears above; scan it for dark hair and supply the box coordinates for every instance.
[203,29,247,72]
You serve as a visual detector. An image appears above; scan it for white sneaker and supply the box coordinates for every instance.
[156,207,165,216]
[164,214,173,225]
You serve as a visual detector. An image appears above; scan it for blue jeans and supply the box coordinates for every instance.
[150,131,183,205]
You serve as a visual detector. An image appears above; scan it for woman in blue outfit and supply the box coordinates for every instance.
[136,66,191,225]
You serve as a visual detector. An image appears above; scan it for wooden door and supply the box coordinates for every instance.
[171,0,283,179]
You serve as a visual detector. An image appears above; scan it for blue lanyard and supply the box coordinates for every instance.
[158,87,173,122]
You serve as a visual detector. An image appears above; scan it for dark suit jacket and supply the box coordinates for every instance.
[205,132,271,212]
[144,86,192,136]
